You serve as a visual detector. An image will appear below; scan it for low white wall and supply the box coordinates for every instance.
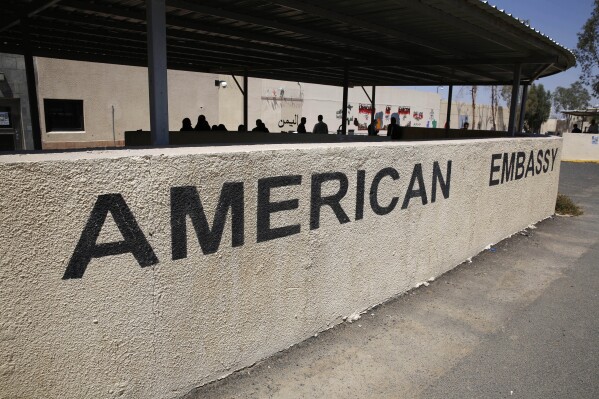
[0,137,561,398]
[561,132,599,161]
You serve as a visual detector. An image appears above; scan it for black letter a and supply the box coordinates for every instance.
[63,194,158,279]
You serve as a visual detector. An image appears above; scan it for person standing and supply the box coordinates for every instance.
[297,117,307,133]
[572,124,582,133]
[312,115,329,134]
[588,120,598,133]
[387,116,401,139]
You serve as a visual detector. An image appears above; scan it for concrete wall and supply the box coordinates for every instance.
[35,58,219,148]
[0,137,561,399]
[561,132,599,161]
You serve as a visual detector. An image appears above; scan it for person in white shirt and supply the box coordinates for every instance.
[312,115,329,134]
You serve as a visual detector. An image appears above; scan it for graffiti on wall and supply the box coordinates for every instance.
[262,86,304,130]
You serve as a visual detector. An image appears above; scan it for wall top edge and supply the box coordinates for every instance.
[0,137,562,164]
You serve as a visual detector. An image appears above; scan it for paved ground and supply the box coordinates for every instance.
[184,162,599,399]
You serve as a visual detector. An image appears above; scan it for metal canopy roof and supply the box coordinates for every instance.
[561,109,599,117]
[1,0,575,87]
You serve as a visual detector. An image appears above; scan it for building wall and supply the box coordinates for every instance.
[0,137,562,398]
[440,100,509,131]
[34,58,219,148]
[561,132,599,161]
[217,77,442,134]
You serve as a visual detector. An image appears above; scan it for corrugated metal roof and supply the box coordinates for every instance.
[0,0,575,86]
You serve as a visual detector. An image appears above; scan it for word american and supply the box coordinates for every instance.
[63,161,452,279]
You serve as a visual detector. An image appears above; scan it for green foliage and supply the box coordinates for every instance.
[555,194,583,216]
[500,85,512,106]
[575,0,599,96]
[524,83,552,133]
[553,81,591,113]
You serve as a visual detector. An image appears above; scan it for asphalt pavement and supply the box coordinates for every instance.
[184,162,599,399]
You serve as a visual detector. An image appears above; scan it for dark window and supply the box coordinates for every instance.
[0,106,12,128]
[44,99,84,132]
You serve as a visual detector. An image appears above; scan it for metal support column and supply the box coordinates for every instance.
[22,20,42,150]
[508,64,522,136]
[341,66,349,135]
[24,52,41,150]
[243,70,248,130]
[518,83,529,133]
[445,85,453,132]
[371,86,376,126]
[146,0,169,146]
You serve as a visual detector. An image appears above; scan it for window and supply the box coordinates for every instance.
[0,106,12,128]
[44,99,84,132]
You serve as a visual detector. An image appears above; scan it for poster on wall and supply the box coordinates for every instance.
[0,111,10,127]
[359,104,373,114]
[592,136,598,145]
[398,106,410,115]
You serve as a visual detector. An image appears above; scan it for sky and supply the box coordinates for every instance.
[408,0,597,106]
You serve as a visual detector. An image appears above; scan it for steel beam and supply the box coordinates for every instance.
[446,85,453,132]
[342,66,349,135]
[243,70,248,131]
[518,84,529,133]
[146,0,169,146]
[508,64,522,136]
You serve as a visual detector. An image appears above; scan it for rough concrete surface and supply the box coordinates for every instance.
[0,138,562,398]
[184,161,599,399]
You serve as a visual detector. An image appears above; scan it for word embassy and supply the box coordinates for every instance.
[63,161,452,279]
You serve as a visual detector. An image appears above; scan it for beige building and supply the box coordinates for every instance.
[440,99,509,131]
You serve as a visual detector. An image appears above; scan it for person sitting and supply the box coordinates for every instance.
[180,118,193,131]
[588,120,598,133]
[297,117,307,133]
[194,115,211,131]
[238,124,247,132]
[211,124,219,131]
[252,119,269,132]
[312,115,329,134]
[218,124,228,131]
[386,116,401,139]
[461,122,470,130]
[572,124,582,133]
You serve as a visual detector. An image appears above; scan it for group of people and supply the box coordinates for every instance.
[571,120,599,133]
[180,115,233,132]
[179,114,402,138]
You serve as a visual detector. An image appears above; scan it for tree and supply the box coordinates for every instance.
[553,81,591,129]
[575,0,599,96]
[500,85,512,106]
[490,85,499,130]
[524,83,552,133]
[471,85,478,129]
